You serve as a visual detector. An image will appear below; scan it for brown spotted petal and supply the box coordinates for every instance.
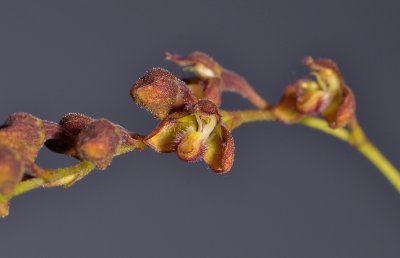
[76,119,122,170]
[0,145,25,196]
[304,57,356,128]
[0,113,45,162]
[165,51,223,78]
[131,68,197,119]
[203,124,234,173]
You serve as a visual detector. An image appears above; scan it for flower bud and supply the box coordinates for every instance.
[0,113,45,162]
[0,146,24,196]
[58,113,94,136]
[76,119,122,170]
[45,113,94,156]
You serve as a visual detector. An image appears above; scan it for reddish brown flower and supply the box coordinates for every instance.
[273,57,356,128]
[144,100,235,173]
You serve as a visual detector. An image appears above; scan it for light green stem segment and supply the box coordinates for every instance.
[223,110,400,193]
[357,142,400,192]
[0,144,139,204]
[221,109,276,129]
[0,161,96,203]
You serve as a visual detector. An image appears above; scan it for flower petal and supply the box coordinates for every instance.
[322,87,356,128]
[176,130,205,161]
[165,51,222,78]
[203,125,235,173]
[144,112,197,153]
[305,57,356,128]
[131,68,196,119]
[221,69,269,109]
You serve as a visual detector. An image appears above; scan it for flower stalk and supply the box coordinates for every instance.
[1,51,399,217]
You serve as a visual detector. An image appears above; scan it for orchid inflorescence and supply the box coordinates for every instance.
[0,51,399,217]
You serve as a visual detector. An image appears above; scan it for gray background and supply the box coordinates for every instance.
[0,0,399,257]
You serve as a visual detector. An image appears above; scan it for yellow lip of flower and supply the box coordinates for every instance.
[296,80,330,114]
[176,112,218,161]
[144,100,235,173]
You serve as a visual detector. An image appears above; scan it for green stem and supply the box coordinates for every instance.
[357,141,400,192]
[300,117,349,142]
[0,144,140,203]
[223,110,400,193]
[221,109,276,130]
[12,161,96,199]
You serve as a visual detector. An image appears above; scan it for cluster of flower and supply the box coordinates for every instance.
[0,52,355,217]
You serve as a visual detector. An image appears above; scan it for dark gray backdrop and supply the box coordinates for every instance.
[0,1,399,257]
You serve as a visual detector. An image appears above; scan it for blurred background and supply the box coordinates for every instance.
[0,0,399,257]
